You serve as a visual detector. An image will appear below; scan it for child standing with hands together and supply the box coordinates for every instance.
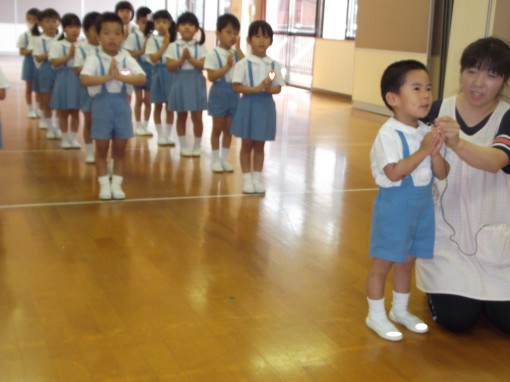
[80,12,146,200]
[231,20,284,194]
[205,13,243,173]
[366,60,449,341]
[165,12,207,157]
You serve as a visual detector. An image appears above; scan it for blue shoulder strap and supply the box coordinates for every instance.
[248,61,254,87]
[135,32,141,50]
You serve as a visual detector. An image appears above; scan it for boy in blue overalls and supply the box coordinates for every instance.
[80,12,146,200]
[365,60,449,341]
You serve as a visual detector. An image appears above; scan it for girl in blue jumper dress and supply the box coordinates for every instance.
[165,12,207,157]
[50,13,82,149]
[17,8,40,119]
[144,10,177,146]
[231,20,285,194]
[32,8,61,139]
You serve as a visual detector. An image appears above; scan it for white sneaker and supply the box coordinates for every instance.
[165,136,175,145]
[98,176,112,200]
[389,310,429,334]
[191,148,201,157]
[253,180,266,194]
[46,130,56,140]
[27,110,37,119]
[180,148,193,157]
[61,139,72,149]
[111,175,126,200]
[70,140,81,149]
[39,119,48,129]
[212,161,223,173]
[142,127,153,136]
[221,161,234,172]
[366,316,403,341]
[135,127,146,136]
[54,130,62,140]
[243,180,255,194]
[85,152,95,164]
[158,136,170,146]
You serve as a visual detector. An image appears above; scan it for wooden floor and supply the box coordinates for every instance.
[0,55,508,381]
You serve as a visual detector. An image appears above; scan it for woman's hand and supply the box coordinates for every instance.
[433,116,460,148]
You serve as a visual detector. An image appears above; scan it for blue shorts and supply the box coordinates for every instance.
[208,81,239,117]
[91,92,133,140]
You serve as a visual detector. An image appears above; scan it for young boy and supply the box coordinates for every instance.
[0,66,10,149]
[365,60,449,341]
[204,13,243,173]
[80,12,146,200]
[74,11,101,164]
[123,6,152,136]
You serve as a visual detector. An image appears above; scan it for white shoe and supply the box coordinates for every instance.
[366,316,403,341]
[135,127,146,136]
[165,136,175,145]
[142,127,153,136]
[70,140,81,149]
[39,119,48,129]
[221,161,234,172]
[191,148,201,157]
[54,130,62,140]
[85,152,95,164]
[253,180,266,194]
[212,161,223,173]
[158,136,171,146]
[111,175,126,200]
[61,139,72,149]
[242,180,255,194]
[27,110,37,119]
[180,148,193,157]
[98,176,112,200]
[389,310,429,334]
[46,130,56,140]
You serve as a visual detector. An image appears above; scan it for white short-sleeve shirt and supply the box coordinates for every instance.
[74,41,99,68]
[124,29,146,59]
[32,34,58,69]
[17,30,34,49]
[144,35,166,65]
[49,39,76,68]
[370,118,434,188]
[164,39,207,70]
[80,49,145,97]
[231,54,285,87]
[204,46,237,83]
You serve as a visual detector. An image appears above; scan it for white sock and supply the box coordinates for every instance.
[143,120,149,129]
[391,291,410,317]
[165,123,173,138]
[367,297,388,322]
[178,135,187,148]
[28,105,34,112]
[85,143,94,155]
[252,171,262,183]
[62,132,70,142]
[45,117,54,131]
[242,172,253,184]
[221,147,230,161]
[70,132,77,141]
[193,137,202,151]
[212,150,220,162]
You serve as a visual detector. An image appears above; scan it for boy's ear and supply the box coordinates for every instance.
[385,91,399,108]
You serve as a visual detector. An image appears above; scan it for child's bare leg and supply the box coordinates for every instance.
[211,117,224,171]
[190,111,203,155]
[110,138,128,199]
[177,112,190,155]
[83,112,94,163]
[240,139,255,194]
[143,90,151,123]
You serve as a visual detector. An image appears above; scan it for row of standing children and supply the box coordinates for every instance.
[17,3,285,200]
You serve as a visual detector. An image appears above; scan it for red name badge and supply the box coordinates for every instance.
[268,70,276,81]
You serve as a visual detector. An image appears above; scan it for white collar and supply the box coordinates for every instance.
[246,54,273,64]
[176,39,197,46]
[215,46,233,55]
[389,117,429,134]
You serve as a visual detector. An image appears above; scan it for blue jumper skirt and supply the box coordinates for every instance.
[149,38,173,103]
[21,33,36,82]
[50,45,81,110]
[369,130,435,262]
[134,33,152,91]
[38,39,56,93]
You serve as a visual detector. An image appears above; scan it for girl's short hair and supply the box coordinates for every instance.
[83,11,101,33]
[176,12,205,45]
[32,8,60,36]
[460,37,510,83]
[136,6,152,21]
[144,10,176,42]
[115,1,134,21]
[59,13,81,40]
[96,12,123,35]
[247,20,273,44]
[26,8,40,18]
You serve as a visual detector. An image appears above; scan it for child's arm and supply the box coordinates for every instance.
[149,35,169,64]
[116,57,147,87]
[232,80,266,95]
[19,47,32,56]
[51,43,75,68]
[34,52,48,63]
[167,56,186,71]
[187,56,205,70]
[383,131,438,181]
[430,128,449,180]
[207,54,234,82]
[80,59,114,87]
[0,89,5,100]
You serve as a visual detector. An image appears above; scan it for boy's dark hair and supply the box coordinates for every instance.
[26,8,40,18]
[136,6,152,21]
[460,37,510,83]
[247,20,273,44]
[115,1,134,21]
[176,12,205,45]
[58,13,81,40]
[83,11,101,33]
[96,12,123,35]
[31,8,60,36]
[144,10,176,42]
[217,13,240,32]
[380,60,428,111]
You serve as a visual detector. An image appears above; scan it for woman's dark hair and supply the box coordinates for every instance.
[380,60,429,111]
[26,8,40,18]
[136,6,152,21]
[460,37,510,83]
[247,20,273,44]
[144,9,176,42]
[115,1,134,21]
[176,12,205,45]
[83,11,101,33]
[96,12,123,35]
[217,13,240,32]
[31,8,60,36]
[58,13,81,40]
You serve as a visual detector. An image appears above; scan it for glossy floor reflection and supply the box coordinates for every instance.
[0,55,508,381]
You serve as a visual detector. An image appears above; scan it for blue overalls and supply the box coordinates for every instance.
[38,39,56,93]
[207,49,239,117]
[230,60,277,141]
[90,53,133,140]
[167,42,207,112]
[21,32,36,82]
[149,37,172,103]
[50,44,81,110]
[369,130,435,262]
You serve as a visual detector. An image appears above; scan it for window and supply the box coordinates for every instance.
[321,0,357,40]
